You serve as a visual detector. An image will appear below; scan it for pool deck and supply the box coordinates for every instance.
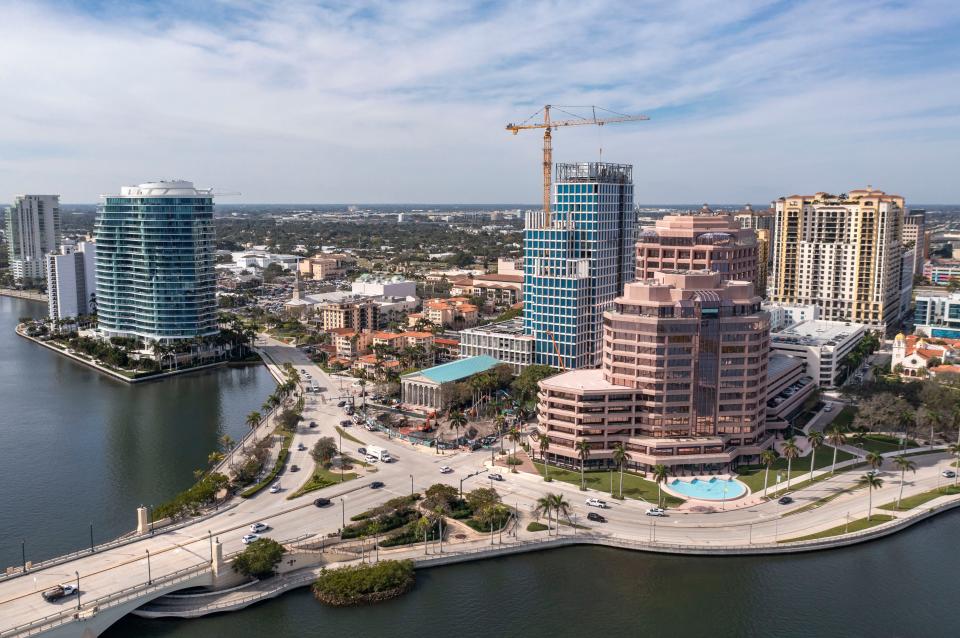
[663,475,753,511]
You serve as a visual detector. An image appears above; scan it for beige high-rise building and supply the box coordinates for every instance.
[902,209,927,275]
[770,188,904,332]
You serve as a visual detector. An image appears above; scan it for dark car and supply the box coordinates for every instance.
[370,481,385,489]
[778,496,793,505]
[340,420,352,427]
[313,497,331,507]
[489,473,504,481]
[309,421,318,428]
[337,400,346,407]
[290,465,300,472]
[587,512,607,523]
[358,447,367,456]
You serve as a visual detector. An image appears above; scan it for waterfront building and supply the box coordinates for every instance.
[635,213,758,283]
[903,209,928,275]
[914,292,960,338]
[923,260,960,286]
[94,181,217,342]
[458,318,534,373]
[401,355,502,411]
[524,162,636,369]
[770,188,904,332]
[769,319,866,388]
[536,270,771,474]
[46,241,97,320]
[4,194,61,284]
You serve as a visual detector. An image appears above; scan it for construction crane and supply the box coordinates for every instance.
[506,105,649,225]
[544,329,566,372]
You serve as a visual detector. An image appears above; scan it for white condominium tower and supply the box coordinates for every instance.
[3,194,61,284]
[770,187,904,333]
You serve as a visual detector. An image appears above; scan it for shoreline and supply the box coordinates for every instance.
[0,288,47,302]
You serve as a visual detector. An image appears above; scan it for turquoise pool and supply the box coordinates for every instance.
[668,477,746,500]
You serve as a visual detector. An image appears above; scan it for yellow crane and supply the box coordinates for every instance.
[506,105,649,225]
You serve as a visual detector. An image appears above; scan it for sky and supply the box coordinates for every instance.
[2,0,960,204]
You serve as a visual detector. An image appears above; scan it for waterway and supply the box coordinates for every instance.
[0,296,277,569]
[4,295,960,637]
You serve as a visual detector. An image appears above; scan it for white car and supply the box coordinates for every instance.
[250,522,269,533]
[439,466,453,474]
[241,533,260,544]
[942,470,957,478]
[365,455,379,464]
[585,498,608,509]
[646,507,666,517]
[269,484,281,494]
[823,405,833,412]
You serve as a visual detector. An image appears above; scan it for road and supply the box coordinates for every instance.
[1,337,958,634]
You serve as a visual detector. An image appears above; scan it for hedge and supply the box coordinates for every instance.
[241,433,292,498]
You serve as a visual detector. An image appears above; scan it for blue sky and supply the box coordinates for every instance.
[2,0,960,203]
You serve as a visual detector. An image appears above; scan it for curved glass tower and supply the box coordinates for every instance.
[94,180,217,342]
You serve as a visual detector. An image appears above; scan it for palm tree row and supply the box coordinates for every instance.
[534,493,571,535]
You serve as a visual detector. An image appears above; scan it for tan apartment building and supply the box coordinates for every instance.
[316,297,378,331]
[770,188,904,332]
[299,253,357,281]
[408,297,479,329]
[635,213,758,284]
[536,270,772,474]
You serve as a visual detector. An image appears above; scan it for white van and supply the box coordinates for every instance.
[367,446,393,463]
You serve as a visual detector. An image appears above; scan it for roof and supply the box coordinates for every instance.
[402,331,434,339]
[403,355,501,384]
[539,368,619,391]
[434,338,460,346]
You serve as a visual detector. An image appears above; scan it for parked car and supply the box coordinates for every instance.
[489,473,504,481]
[314,497,332,507]
[365,455,379,463]
[340,420,352,427]
[585,498,608,509]
[250,522,269,533]
[369,481,385,489]
[358,447,367,456]
[269,484,281,494]
[241,533,260,544]
[309,421,318,428]
[645,507,666,517]
[297,443,307,451]
[942,470,957,478]
[439,466,453,474]
[587,512,607,523]
[337,400,346,407]
[778,496,793,505]
[290,465,300,472]
[823,404,833,412]
[41,584,76,602]
[365,423,377,431]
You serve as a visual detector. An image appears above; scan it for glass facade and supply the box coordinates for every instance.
[94,182,217,342]
[523,163,635,369]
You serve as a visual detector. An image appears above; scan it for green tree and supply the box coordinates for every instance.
[612,442,630,499]
[508,426,522,473]
[534,494,554,534]
[448,409,468,445]
[232,537,285,578]
[575,439,591,490]
[510,364,556,403]
[858,472,884,521]
[312,436,339,467]
[781,437,800,491]
[760,449,778,498]
[652,464,671,507]
[891,455,917,510]
[538,433,551,481]
[549,493,571,530]
[865,451,884,472]
[949,442,960,487]
[826,426,847,474]
[806,430,824,483]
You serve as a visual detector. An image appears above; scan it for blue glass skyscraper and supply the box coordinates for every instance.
[523,162,635,369]
[94,180,217,343]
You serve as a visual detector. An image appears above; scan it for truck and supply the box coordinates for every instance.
[366,446,393,463]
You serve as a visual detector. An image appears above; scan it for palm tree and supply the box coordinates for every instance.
[826,426,847,474]
[448,409,468,446]
[538,432,551,480]
[575,440,591,490]
[858,472,884,521]
[612,442,630,499]
[865,451,884,472]
[760,449,778,498]
[550,493,571,532]
[652,464,670,507]
[494,413,506,439]
[891,455,917,509]
[806,430,824,483]
[416,516,432,554]
[781,437,801,491]
[535,495,553,535]
[245,411,261,431]
[508,427,522,472]
[852,426,869,450]
[949,442,960,487]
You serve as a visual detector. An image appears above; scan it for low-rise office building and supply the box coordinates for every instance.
[401,355,502,411]
[914,292,960,338]
[923,260,960,286]
[458,318,534,373]
[769,320,866,388]
[762,302,821,332]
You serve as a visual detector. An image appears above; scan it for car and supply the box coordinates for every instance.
[309,421,318,428]
[585,498,608,509]
[645,507,666,517]
[300,368,306,373]
[587,512,607,523]
[250,522,269,533]
[241,533,260,544]
[366,455,379,463]
[358,447,367,456]
[365,424,377,431]
[41,584,76,602]
[778,496,793,505]
[313,497,332,507]
[269,484,281,494]
[370,481,385,489]
[337,400,346,407]
[942,470,957,478]
[823,404,833,412]
[297,443,306,451]
[290,465,300,472]
[340,419,352,426]
[345,408,355,416]
[489,473,504,481]
[439,466,453,474]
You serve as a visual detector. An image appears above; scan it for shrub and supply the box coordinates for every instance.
[233,538,285,578]
[312,560,414,606]
[526,522,548,532]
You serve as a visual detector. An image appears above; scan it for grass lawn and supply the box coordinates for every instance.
[290,466,357,499]
[878,485,960,511]
[849,434,918,455]
[779,514,895,543]
[526,522,548,532]
[336,426,366,445]
[783,483,867,517]
[532,462,684,507]
[736,447,857,494]
[832,405,856,429]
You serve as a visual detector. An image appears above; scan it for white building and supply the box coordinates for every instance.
[351,274,416,298]
[762,302,821,332]
[229,250,299,271]
[458,318,535,373]
[4,194,61,284]
[914,292,960,339]
[769,320,867,388]
[46,241,97,320]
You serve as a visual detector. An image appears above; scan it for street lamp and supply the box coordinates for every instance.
[89,523,94,553]
[410,474,414,496]
[75,571,80,610]
[208,531,213,564]
[339,430,344,482]
[341,498,345,529]
[21,540,25,573]
[146,549,152,585]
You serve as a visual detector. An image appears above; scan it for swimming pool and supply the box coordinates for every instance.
[668,477,747,500]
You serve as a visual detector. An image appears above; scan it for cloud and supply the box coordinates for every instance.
[0,0,959,203]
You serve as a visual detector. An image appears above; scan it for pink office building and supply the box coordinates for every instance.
[536,270,775,473]
[635,213,758,284]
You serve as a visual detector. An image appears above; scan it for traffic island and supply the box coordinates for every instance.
[311,560,415,606]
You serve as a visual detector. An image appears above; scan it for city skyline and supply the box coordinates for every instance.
[1,1,960,204]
